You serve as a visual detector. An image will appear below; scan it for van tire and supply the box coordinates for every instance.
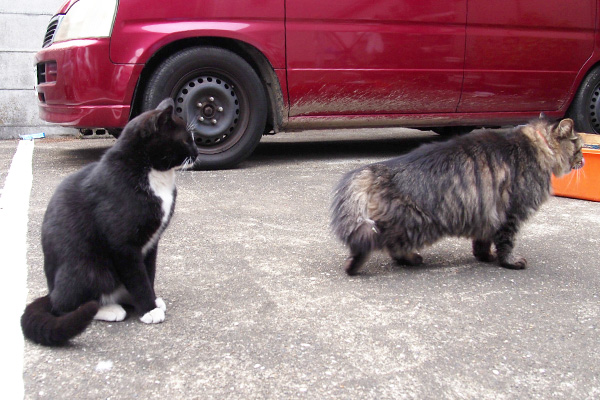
[568,65,600,134]
[142,46,268,169]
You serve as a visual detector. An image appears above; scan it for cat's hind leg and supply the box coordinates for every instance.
[390,250,423,266]
[344,250,369,276]
[94,286,132,322]
[472,239,496,262]
[386,241,423,266]
[94,304,127,322]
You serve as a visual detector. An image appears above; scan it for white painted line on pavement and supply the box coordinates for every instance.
[0,140,34,400]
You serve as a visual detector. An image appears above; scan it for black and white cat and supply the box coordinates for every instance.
[21,99,198,346]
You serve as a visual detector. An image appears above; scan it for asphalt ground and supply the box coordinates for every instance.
[3,128,599,399]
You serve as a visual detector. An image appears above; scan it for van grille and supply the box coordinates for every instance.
[42,15,63,48]
[37,63,46,84]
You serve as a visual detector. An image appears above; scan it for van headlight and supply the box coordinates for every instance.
[54,0,118,42]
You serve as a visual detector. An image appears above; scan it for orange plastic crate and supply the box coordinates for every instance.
[552,133,600,202]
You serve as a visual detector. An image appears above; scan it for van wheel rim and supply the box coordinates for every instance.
[588,84,600,133]
[175,75,244,153]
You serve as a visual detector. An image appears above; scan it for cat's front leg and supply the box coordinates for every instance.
[143,246,158,287]
[115,250,166,323]
[155,297,166,312]
[140,298,166,324]
[141,248,167,324]
[493,221,527,270]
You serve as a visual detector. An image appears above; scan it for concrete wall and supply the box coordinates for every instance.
[0,0,77,139]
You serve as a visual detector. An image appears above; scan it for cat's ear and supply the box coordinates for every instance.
[539,112,547,120]
[156,98,175,112]
[557,118,576,139]
[154,98,175,131]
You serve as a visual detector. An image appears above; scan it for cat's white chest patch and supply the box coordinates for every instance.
[143,168,175,255]
[148,168,175,220]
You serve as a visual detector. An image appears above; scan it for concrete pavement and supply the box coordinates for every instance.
[11,129,600,399]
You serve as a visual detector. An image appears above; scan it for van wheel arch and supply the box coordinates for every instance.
[132,38,284,135]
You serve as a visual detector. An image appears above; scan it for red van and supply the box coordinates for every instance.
[35,0,600,169]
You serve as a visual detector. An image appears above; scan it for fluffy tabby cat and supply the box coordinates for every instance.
[21,99,198,346]
[331,117,584,275]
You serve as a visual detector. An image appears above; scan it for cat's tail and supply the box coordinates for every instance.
[331,166,388,253]
[21,295,99,346]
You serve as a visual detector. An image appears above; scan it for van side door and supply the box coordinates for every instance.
[459,0,595,113]
[285,1,467,117]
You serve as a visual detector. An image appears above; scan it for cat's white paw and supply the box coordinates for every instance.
[155,297,166,312]
[140,307,165,324]
[94,304,127,322]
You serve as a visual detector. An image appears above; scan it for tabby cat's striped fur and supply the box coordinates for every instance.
[331,118,584,275]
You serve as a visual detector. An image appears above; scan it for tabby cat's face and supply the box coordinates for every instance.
[563,134,584,171]
[549,118,584,177]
